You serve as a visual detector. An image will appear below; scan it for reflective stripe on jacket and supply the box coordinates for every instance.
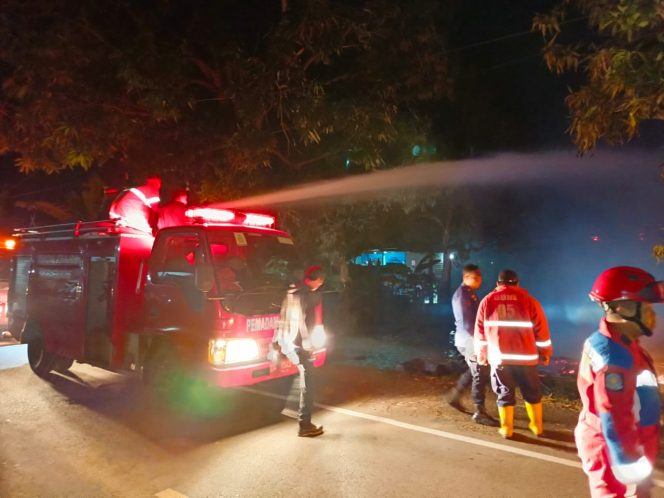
[576,319,659,486]
[474,284,552,366]
[109,185,160,233]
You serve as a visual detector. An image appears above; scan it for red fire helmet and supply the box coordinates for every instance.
[589,266,664,303]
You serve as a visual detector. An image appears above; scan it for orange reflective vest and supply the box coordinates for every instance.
[474,284,552,366]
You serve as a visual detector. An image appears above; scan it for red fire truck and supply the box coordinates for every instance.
[6,208,326,392]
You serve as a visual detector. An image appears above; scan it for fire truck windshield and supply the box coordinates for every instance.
[207,231,300,295]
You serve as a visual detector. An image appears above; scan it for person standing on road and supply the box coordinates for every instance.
[109,175,161,234]
[270,265,326,438]
[474,269,552,439]
[576,267,663,498]
[446,264,497,426]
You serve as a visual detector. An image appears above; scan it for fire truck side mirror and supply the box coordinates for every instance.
[195,263,215,293]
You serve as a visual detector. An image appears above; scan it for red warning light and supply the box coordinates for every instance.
[185,208,236,223]
[243,213,275,228]
[185,207,276,228]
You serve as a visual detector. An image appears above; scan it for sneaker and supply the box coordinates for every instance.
[298,424,324,437]
[472,411,499,427]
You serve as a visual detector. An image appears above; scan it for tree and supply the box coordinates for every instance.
[532,0,664,152]
[0,0,451,197]
[280,186,528,299]
[14,174,105,223]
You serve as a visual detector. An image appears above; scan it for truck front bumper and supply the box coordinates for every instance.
[205,349,327,388]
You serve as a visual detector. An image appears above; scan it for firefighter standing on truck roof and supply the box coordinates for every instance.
[576,267,663,498]
[157,188,189,230]
[270,265,326,438]
[109,175,161,234]
[474,269,552,439]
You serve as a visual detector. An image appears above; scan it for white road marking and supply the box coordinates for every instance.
[239,386,664,488]
[155,488,189,498]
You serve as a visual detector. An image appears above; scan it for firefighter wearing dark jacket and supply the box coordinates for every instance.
[576,267,663,498]
[270,265,326,438]
[109,175,161,234]
[447,264,497,426]
[474,269,552,439]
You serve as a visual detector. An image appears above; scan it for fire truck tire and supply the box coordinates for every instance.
[52,355,74,372]
[27,335,54,377]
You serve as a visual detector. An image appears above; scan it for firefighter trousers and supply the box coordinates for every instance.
[490,364,541,407]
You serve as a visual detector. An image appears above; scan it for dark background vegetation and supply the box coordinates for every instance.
[1,0,662,356]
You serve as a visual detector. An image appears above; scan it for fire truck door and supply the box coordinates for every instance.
[84,256,115,366]
[32,253,86,358]
[144,232,205,334]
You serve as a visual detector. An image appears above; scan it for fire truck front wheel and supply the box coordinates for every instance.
[27,335,54,377]
[52,355,74,373]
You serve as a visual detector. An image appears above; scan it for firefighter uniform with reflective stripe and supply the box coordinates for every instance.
[575,319,659,497]
[475,284,552,370]
[109,185,160,234]
[475,282,552,437]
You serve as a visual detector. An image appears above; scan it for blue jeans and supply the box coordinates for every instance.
[296,349,315,426]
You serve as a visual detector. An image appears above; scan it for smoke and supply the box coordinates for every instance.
[215,148,663,208]
[220,147,664,360]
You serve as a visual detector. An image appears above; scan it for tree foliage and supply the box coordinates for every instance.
[533,0,664,151]
[281,186,528,269]
[0,0,451,196]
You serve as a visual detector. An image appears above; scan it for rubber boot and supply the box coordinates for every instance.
[447,388,464,412]
[472,404,499,427]
[497,406,514,439]
[525,402,543,436]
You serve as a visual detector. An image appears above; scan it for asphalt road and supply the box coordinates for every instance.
[1,345,664,498]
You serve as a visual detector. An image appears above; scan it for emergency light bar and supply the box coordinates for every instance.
[186,208,235,223]
[243,213,275,227]
[185,207,275,228]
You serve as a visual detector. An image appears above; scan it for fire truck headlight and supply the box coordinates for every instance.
[209,338,260,366]
[310,325,326,349]
[224,338,260,365]
[209,339,227,366]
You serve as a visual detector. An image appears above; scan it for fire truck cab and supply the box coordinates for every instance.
[7,208,326,391]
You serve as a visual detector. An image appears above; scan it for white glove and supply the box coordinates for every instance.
[612,456,652,485]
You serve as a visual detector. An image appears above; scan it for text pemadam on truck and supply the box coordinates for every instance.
[6,207,326,395]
